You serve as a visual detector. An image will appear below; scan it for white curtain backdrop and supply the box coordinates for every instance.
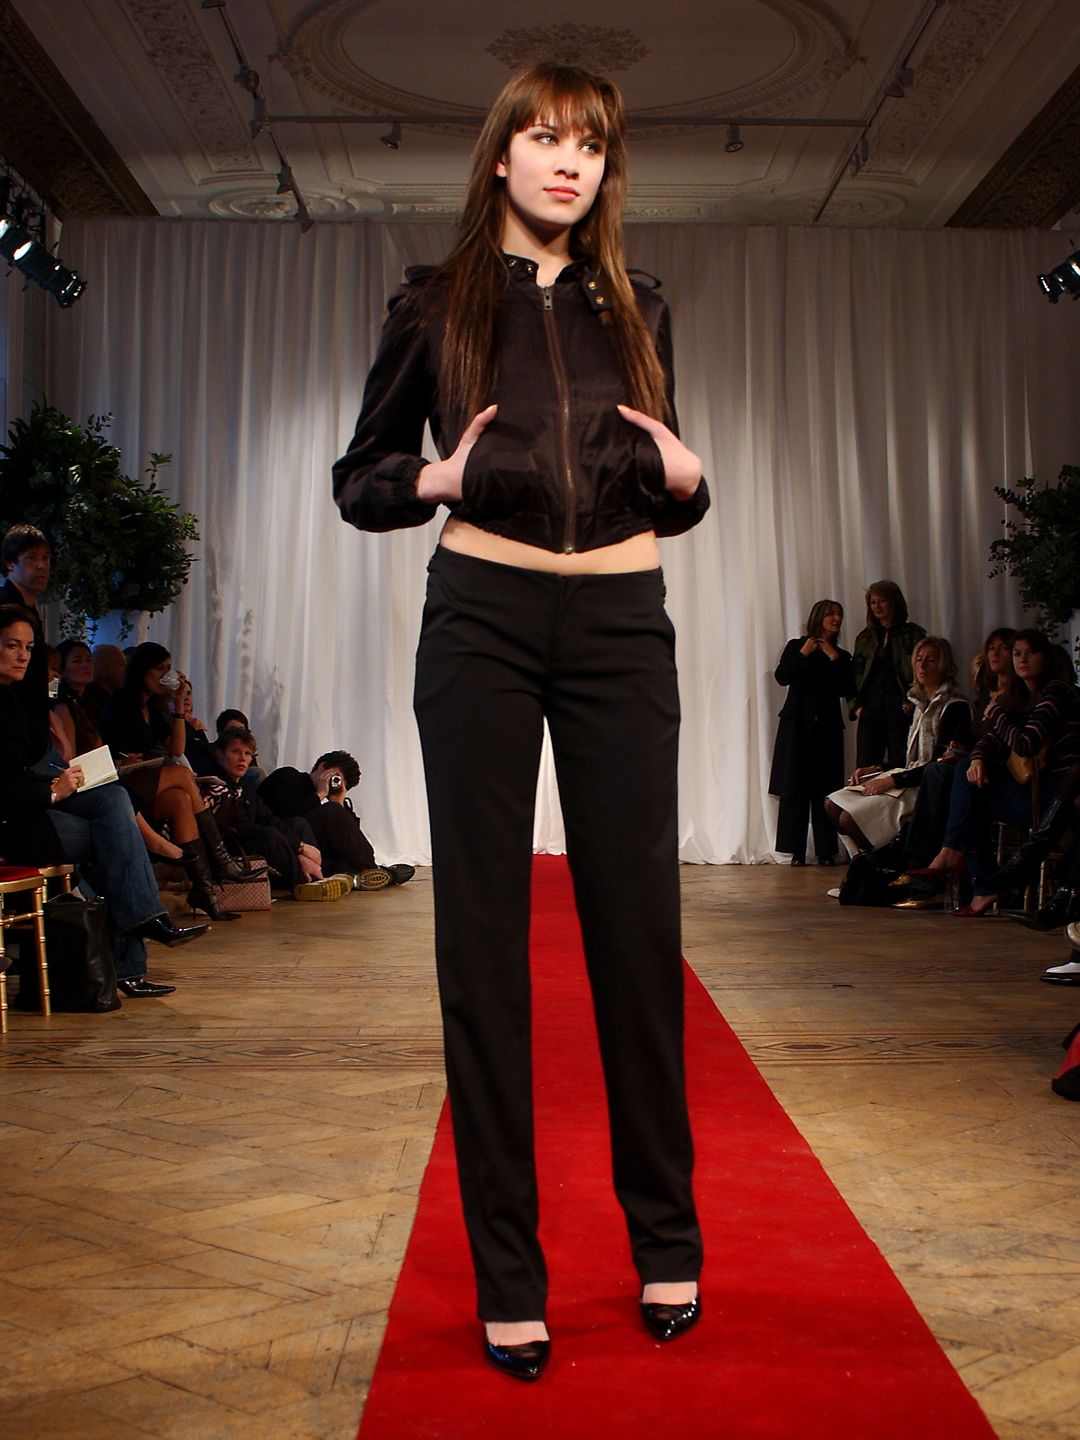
[47,218,1080,865]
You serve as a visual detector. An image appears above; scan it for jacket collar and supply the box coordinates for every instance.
[501,253,612,312]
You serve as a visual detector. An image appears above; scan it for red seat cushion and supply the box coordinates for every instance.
[0,867,43,883]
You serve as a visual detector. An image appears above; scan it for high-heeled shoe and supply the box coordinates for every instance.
[950,898,999,917]
[128,914,210,948]
[180,840,241,921]
[640,1292,702,1342]
[196,809,267,883]
[483,1335,550,1381]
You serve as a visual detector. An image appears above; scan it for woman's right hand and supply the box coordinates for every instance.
[52,765,84,801]
[415,404,498,505]
[800,637,818,656]
[967,757,987,788]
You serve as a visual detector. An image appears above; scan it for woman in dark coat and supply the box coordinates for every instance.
[850,579,926,769]
[769,598,854,865]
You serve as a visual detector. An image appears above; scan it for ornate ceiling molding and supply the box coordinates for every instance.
[0,0,154,217]
[486,24,649,73]
[948,58,1080,226]
[869,0,1020,175]
[281,0,856,139]
[119,0,261,174]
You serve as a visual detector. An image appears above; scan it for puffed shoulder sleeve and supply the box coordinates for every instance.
[646,296,710,538]
[332,278,441,532]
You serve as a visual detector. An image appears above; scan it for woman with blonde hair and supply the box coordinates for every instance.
[826,636,971,856]
[334,62,708,1377]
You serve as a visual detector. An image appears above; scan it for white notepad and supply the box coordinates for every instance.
[69,744,119,792]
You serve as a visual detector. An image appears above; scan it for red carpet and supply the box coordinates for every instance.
[358,857,995,1438]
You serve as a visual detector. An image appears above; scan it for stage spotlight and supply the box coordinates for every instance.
[1,223,86,307]
[1037,249,1080,303]
[381,122,402,150]
[724,124,743,154]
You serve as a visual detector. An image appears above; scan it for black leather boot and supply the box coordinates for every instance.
[986,798,1070,893]
[195,808,266,883]
[180,839,241,921]
[1014,886,1080,932]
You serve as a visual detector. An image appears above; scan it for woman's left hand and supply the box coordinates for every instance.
[616,405,702,500]
[862,774,895,796]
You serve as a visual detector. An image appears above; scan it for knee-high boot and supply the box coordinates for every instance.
[180,839,241,921]
[195,809,266,882]
[987,798,1071,893]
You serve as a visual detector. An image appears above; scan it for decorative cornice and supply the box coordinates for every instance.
[0,0,155,218]
[869,0,1019,175]
[119,0,260,175]
[948,58,1080,227]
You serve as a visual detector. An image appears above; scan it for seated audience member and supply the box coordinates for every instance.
[0,604,206,997]
[176,679,216,775]
[892,628,1016,877]
[0,524,53,755]
[207,727,352,901]
[258,752,413,890]
[825,636,971,856]
[89,643,126,708]
[100,643,256,920]
[214,708,266,787]
[920,629,1080,917]
[50,638,190,869]
[52,639,100,755]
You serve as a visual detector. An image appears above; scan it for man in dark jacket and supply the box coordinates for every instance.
[258,750,412,889]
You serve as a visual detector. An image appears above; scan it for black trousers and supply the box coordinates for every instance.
[775,793,838,860]
[413,547,702,1321]
[305,804,377,876]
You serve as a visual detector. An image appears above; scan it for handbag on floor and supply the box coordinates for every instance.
[211,858,272,912]
[15,892,120,1013]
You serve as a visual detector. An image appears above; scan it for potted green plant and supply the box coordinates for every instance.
[0,403,199,637]
[988,464,1080,659]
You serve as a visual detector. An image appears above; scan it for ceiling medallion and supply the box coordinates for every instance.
[487,25,649,72]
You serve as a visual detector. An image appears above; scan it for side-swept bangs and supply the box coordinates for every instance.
[484,64,623,155]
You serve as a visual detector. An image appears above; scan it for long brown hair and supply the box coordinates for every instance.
[434,63,668,423]
[996,628,1055,713]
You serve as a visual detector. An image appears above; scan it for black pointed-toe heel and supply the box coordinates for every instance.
[640,1293,702,1343]
[483,1336,550,1381]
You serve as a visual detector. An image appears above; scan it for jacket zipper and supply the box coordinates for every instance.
[541,285,576,553]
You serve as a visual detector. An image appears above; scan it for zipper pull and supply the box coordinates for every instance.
[542,286,553,310]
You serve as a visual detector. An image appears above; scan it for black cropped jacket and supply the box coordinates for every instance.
[332,255,710,554]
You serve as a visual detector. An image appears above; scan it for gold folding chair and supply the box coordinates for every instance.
[0,867,50,1031]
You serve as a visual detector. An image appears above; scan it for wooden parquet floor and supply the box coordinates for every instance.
[2,865,1079,1439]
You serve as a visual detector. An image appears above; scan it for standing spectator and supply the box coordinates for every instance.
[850,580,926,770]
[768,599,854,866]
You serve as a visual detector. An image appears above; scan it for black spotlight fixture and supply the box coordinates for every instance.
[724,123,743,154]
[1037,250,1080,304]
[0,218,86,308]
[380,121,402,151]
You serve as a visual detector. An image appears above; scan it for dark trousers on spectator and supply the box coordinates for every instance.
[413,547,702,1322]
[305,804,376,876]
[776,793,837,860]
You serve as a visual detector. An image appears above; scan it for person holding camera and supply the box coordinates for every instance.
[257,750,413,890]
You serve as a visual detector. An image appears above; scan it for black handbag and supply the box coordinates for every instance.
[14,892,121,1013]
